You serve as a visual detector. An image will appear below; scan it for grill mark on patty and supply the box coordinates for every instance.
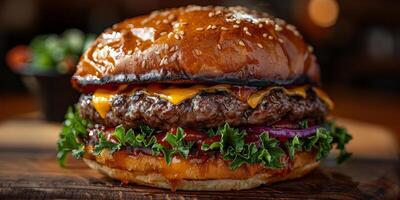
[78,89,329,130]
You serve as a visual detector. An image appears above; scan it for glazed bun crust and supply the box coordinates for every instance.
[83,147,318,191]
[72,5,320,90]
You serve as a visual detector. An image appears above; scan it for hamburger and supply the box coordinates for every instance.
[57,5,352,191]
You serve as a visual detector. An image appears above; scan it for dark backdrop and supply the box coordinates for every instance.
[1,0,399,93]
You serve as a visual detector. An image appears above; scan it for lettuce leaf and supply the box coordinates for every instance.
[93,131,120,155]
[57,108,352,168]
[152,127,194,164]
[57,107,89,167]
[201,123,285,169]
[284,136,302,160]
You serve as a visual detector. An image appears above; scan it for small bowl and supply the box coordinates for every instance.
[19,68,79,122]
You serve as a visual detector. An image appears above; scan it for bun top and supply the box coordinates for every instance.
[72,5,320,90]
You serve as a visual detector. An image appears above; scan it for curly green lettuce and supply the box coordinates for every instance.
[57,107,89,166]
[57,107,352,169]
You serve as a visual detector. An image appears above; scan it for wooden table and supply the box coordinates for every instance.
[0,114,399,199]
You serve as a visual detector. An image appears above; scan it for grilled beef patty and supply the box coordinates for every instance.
[78,89,328,130]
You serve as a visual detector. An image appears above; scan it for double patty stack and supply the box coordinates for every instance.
[57,5,351,191]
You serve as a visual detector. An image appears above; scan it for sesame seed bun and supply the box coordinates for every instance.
[83,147,319,191]
[73,5,324,191]
[72,5,320,91]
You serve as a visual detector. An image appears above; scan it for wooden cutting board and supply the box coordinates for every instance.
[0,114,399,199]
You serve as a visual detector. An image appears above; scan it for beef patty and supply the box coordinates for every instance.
[78,88,329,130]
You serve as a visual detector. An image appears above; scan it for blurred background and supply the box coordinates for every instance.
[0,0,399,143]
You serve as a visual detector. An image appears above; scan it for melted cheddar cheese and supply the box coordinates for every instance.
[91,84,333,118]
[92,89,116,118]
[91,85,128,118]
[312,87,334,110]
[146,84,232,105]
[247,85,308,109]
[148,85,207,105]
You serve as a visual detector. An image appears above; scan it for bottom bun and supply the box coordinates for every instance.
[83,148,319,191]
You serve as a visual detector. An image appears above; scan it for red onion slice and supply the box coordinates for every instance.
[245,126,320,138]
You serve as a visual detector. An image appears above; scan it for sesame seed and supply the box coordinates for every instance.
[215,10,222,15]
[169,46,176,52]
[275,24,283,32]
[275,18,286,25]
[263,33,268,38]
[233,24,240,28]
[196,27,204,31]
[181,22,188,25]
[150,10,160,16]
[155,51,160,55]
[243,27,249,31]
[174,33,181,40]
[211,25,217,29]
[285,24,301,37]
[167,32,174,39]
[156,20,161,25]
[186,5,202,12]
[225,18,234,23]
[165,44,169,50]
[194,49,202,55]
[160,32,167,36]
[217,44,222,50]
[162,19,169,24]
[179,30,184,35]
[206,25,212,30]
[286,24,296,31]
[265,19,274,25]
[268,35,274,40]
[236,20,241,24]
[278,38,284,43]
[141,60,146,67]
[238,40,245,46]
[208,12,214,17]
[221,26,228,31]
[308,45,314,52]
[170,53,178,62]
[160,57,167,66]
[258,24,263,28]
[245,31,252,36]
[215,6,224,10]
[257,43,263,48]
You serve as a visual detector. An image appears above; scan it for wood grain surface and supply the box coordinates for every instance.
[0,149,398,199]
[0,114,399,199]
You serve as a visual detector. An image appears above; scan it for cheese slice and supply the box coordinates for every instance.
[247,87,276,109]
[92,89,116,118]
[152,84,234,105]
[149,85,206,105]
[285,85,308,98]
[203,84,231,93]
[92,85,128,118]
[247,86,308,109]
[91,84,332,118]
[312,87,334,110]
